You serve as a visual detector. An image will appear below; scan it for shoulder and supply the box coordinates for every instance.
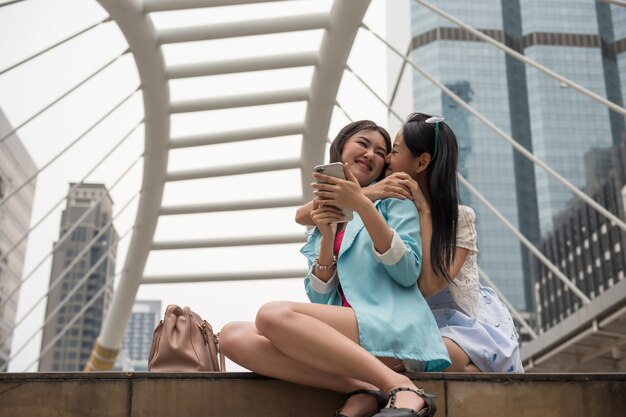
[379,197,418,214]
[458,205,476,225]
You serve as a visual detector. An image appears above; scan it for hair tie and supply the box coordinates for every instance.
[425,116,445,160]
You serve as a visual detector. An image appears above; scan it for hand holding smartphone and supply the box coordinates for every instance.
[313,162,353,223]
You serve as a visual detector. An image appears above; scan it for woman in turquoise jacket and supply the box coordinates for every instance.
[301,197,449,367]
[220,120,449,417]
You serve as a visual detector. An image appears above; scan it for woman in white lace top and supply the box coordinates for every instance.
[385,113,523,373]
[409,202,523,372]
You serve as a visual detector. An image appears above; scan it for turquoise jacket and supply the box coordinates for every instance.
[301,198,451,371]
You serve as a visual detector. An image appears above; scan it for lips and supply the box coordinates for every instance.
[355,158,372,171]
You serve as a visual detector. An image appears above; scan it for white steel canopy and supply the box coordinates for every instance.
[86,0,371,370]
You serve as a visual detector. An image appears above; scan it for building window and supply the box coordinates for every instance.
[72,228,86,242]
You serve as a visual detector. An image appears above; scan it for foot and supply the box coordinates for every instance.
[387,388,425,412]
[375,387,436,417]
[336,389,387,417]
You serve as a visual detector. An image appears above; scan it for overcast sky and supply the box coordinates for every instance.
[0,0,399,371]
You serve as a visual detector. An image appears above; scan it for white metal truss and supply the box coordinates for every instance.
[84,0,371,369]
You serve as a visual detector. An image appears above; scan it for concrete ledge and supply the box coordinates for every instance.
[0,372,624,417]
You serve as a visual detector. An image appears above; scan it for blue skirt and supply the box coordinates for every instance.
[427,285,524,373]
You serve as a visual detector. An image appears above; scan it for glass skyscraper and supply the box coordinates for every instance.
[403,0,625,310]
[39,184,118,371]
[114,300,161,371]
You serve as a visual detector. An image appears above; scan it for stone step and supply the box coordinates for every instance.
[0,372,624,417]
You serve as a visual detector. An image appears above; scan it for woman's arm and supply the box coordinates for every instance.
[313,164,422,287]
[407,182,470,297]
[295,200,316,226]
[309,201,341,282]
[295,174,413,226]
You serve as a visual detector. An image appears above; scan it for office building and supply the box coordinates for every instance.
[38,183,118,371]
[533,139,626,331]
[388,0,626,310]
[114,300,161,371]
[0,109,37,371]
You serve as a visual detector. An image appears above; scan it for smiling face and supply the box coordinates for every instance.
[386,130,421,179]
[340,129,388,186]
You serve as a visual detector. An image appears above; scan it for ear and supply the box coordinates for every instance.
[416,152,431,174]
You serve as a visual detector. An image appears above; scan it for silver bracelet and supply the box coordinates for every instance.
[315,256,337,271]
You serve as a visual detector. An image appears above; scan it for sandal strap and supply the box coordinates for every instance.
[345,389,388,409]
[387,387,437,417]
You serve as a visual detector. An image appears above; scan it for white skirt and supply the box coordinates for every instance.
[425,285,524,373]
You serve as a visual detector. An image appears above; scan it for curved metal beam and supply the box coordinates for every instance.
[142,269,308,284]
[87,0,169,371]
[300,0,371,201]
[143,0,290,13]
[158,13,330,44]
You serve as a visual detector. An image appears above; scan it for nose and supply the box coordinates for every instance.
[385,153,391,163]
[364,147,375,160]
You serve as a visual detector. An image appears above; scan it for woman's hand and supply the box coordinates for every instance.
[310,199,340,237]
[312,163,370,212]
[363,173,414,201]
[405,178,430,214]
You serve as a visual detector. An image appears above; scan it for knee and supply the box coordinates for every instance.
[255,301,293,337]
[220,321,254,361]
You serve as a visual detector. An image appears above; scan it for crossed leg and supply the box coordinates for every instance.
[220,321,382,417]
[220,301,425,415]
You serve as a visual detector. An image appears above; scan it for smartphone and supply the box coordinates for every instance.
[313,162,353,223]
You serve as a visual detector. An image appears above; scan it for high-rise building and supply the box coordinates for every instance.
[114,300,161,371]
[38,184,118,371]
[533,138,626,332]
[388,0,626,311]
[0,108,37,371]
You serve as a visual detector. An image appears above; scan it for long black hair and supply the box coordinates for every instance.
[329,120,391,182]
[402,113,459,282]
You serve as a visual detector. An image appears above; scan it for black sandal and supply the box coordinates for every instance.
[335,389,388,417]
[370,387,437,417]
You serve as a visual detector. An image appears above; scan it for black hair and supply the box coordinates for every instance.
[402,112,459,282]
[329,120,392,182]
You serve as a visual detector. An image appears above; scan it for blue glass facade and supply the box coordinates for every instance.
[525,45,613,232]
[408,0,626,311]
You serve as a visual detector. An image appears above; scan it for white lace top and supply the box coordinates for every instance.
[448,205,480,317]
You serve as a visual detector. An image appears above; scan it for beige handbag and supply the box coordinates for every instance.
[148,304,225,372]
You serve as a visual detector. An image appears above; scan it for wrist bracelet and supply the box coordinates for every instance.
[315,256,337,271]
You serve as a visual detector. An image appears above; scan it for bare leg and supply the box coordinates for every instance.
[442,337,480,372]
[221,321,380,417]
[255,301,428,412]
[220,321,376,392]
